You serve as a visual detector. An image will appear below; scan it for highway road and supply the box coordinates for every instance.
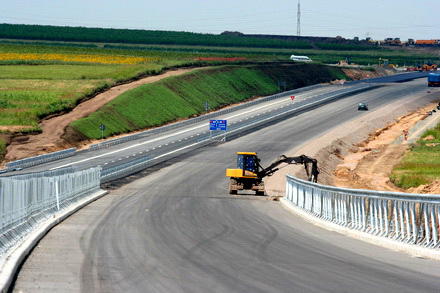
[13,79,440,292]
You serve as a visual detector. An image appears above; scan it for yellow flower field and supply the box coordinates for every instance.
[0,53,159,64]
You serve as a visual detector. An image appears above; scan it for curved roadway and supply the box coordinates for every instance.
[14,80,440,292]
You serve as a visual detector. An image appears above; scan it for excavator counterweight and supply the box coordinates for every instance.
[226,153,319,195]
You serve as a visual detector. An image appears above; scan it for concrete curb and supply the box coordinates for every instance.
[0,189,108,293]
[280,198,440,261]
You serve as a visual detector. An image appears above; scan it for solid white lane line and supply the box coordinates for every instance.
[50,90,328,169]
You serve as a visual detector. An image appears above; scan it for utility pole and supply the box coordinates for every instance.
[297,0,301,36]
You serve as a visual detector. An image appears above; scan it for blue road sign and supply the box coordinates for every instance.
[209,120,227,131]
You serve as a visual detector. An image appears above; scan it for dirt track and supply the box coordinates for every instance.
[5,68,198,162]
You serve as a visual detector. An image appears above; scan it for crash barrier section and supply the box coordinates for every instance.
[90,82,379,152]
[285,175,440,249]
[6,148,76,169]
[0,167,101,256]
[88,84,325,151]
[99,84,379,183]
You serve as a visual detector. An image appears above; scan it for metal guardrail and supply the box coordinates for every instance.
[71,73,433,151]
[88,84,325,151]
[0,167,101,255]
[98,84,379,183]
[6,148,76,169]
[285,175,440,249]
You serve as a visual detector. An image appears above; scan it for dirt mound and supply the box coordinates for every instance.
[342,67,394,80]
[408,180,440,194]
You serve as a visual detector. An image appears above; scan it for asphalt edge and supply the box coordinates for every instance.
[0,189,109,293]
[280,198,440,261]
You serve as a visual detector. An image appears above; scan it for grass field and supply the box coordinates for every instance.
[2,39,439,66]
[0,63,169,132]
[391,124,440,188]
[69,64,346,139]
[0,42,204,133]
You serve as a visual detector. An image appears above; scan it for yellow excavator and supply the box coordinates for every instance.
[226,152,319,195]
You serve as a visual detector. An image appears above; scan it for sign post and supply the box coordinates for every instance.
[99,124,106,140]
[209,120,228,141]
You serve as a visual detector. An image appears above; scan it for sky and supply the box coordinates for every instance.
[1,0,439,40]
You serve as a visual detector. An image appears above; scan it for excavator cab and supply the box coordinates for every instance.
[237,152,258,175]
[226,152,259,179]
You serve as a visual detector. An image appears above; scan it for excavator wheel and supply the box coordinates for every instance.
[229,179,238,195]
[255,190,265,196]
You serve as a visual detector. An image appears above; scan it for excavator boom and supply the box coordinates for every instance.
[258,155,319,182]
[226,153,319,195]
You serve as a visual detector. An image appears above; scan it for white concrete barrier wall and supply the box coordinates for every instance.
[285,175,440,249]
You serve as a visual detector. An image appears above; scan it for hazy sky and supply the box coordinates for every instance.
[1,0,439,40]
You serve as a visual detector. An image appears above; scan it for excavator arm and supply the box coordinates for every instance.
[257,155,319,182]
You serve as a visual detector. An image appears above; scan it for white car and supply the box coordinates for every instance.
[290,55,312,62]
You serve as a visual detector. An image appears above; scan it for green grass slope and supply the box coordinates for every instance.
[391,123,440,189]
[69,63,346,140]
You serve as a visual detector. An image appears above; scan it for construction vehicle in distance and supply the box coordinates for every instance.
[422,63,438,71]
[428,73,440,87]
[226,152,319,195]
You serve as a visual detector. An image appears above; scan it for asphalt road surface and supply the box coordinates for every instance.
[13,79,440,292]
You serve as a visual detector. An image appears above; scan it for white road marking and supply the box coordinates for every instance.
[50,90,324,169]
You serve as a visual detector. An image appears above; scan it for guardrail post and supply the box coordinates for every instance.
[410,203,418,244]
[431,206,438,246]
[399,202,405,240]
[378,199,384,235]
[404,202,411,242]
[383,200,389,236]
[54,179,60,211]
[423,204,431,245]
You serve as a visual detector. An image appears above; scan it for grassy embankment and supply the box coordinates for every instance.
[0,138,6,160]
[68,63,346,140]
[391,124,440,188]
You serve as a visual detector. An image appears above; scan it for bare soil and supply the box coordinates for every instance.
[332,105,432,192]
[4,68,197,162]
[265,89,440,196]
[342,67,394,80]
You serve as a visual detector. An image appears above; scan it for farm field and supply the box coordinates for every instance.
[0,63,168,133]
[2,38,439,66]
[391,123,440,188]
[0,43,204,135]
